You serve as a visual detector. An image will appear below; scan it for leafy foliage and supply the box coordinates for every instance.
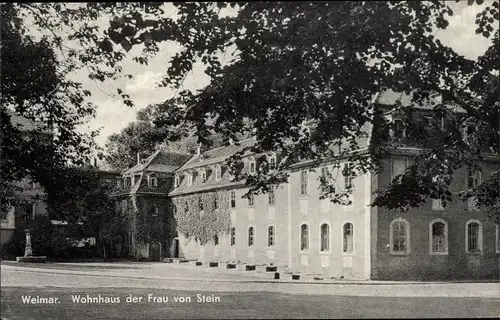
[172,191,231,245]
[10,2,500,220]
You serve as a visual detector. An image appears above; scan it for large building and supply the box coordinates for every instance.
[118,91,499,280]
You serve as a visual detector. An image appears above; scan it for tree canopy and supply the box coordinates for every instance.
[6,1,500,220]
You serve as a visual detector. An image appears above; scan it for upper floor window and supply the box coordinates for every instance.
[213,194,219,209]
[22,203,36,221]
[300,223,309,251]
[390,218,410,255]
[230,190,236,208]
[213,234,219,246]
[231,227,236,246]
[268,188,275,206]
[248,157,256,174]
[300,170,308,195]
[320,223,330,252]
[116,179,122,189]
[172,205,177,216]
[174,175,180,188]
[466,219,483,253]
[248,226,254,246]
[267,226,275,247]
[248,192,254,207]
[268,153,277,169]
[343,222,353,253]
[200,169,207,183]
[214,165,221,181]
[152,205,159,217]
[429,219,448,255]
[466,166,481,190]
[343,163,354,189]
[199,197,204,211]
[392,157,408,180]
[393,118,406,138]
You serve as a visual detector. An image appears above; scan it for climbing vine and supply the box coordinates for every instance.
[172,190,231,245]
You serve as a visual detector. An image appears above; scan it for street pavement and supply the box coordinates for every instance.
[1,261,499,319]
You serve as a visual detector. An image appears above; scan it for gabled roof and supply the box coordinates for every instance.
[5,109,52,133]
[124,149,192,175]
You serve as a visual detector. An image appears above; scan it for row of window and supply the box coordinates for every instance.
[208,223,354,254]
[300,165,355,196]
[390,218,500,255]
[174,155,278,188]
[208,220,500,255]
[118,175,157,188]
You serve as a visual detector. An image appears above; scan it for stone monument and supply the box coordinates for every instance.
[16,228,47,263]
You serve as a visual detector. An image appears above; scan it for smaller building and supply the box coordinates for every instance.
[113,149,192,260]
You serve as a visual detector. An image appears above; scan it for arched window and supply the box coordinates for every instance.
[230,227,236,246]
[268,226,275,247]
[343,222,353,253]
[320,223,330,252]
[300,224,309,251]
[213,234,219,246]
[214,165,221,181]
[466,219,483,253]
[248,227,254,246]
[248,157,256,174]
[429,219,448,255]
[390,218,410,255]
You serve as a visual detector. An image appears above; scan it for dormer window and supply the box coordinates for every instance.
[393,118,406,138]
[187,173,193,187]
[268,153,277,170]
[149,176,158,187]
[214,165,221,181]
[174,175,180,188]
[248,157,256,174]
[200,169,207,183]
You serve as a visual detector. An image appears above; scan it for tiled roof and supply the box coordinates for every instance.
[124,149,192,175]
[175,138,256,172]
[169,163,244,197]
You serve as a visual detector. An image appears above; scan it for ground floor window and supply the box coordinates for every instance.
[248,227,254,246]
[300,224,309,251]
[390,218,410,255]
[231,227,236,246]
[343,222,353,253]
[320,223,330,252]
[429,219,448,254]
[466,219,482,253]
[268,226,275,247]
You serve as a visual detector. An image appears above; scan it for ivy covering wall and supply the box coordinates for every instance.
[172,190,231,245]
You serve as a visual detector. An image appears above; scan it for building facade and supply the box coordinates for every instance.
[119,91,499,280]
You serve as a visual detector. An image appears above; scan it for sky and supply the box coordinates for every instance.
[67,1,497,154]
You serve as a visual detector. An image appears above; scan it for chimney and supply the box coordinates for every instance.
[137,152,140,165]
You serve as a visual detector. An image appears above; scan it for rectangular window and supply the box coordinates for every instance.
[300,170,308,195]
[467,222,481,252]
[268,226,275,247]
[432,199,444,211]
[201,171,207,183]
[248,193,254,207]
[268,188,275,206]
[199,198,203,211]
[270,157,276,169]
[344,163,354,189]
[231,227,236,246]
[392,157,408,180]
[248,227,254,246]
[230,190,236,208]
[467,166,481,189]
[214,195,219,209]
[150,177,157,187]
